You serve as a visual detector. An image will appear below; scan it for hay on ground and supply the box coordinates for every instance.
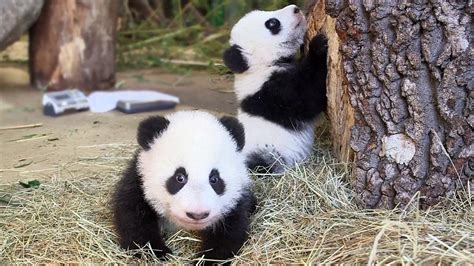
[0,144,472,264]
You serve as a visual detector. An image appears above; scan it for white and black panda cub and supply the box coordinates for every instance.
[112,111,256,263]
[223,5,328,173]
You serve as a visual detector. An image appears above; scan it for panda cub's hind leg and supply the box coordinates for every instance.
[246,148,286,174]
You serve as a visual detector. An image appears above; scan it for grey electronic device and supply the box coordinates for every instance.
[116,99,177,114]
[42,89,89,116]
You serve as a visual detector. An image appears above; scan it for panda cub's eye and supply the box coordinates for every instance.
[166,167,188,195]
[265,18,281,35]
[209,169,226,195]
[209,173,219,184]
[175,173,187,184]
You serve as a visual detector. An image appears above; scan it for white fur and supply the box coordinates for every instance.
[238,111,314,169]
[229,5,306,70]
[230,5,306,101]
[230,5,313,171]
[230,5,306,100]
[138,111,249,231]
[234,65,280,101]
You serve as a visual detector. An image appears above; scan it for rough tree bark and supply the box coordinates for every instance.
[0,0,44,51]
[309,0,472,208]
[29,0,119,91]
[306,0,355,163]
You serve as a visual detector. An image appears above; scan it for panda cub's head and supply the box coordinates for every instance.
[137,111,248,231]
[224,5,306,73]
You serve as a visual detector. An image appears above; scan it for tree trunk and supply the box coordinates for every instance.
[0,0,44,51]
[308,0,473,208]
[306,0,355,163]
[29,0,119,91]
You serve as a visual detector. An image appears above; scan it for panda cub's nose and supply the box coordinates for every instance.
[186,212,210,220]
[293,7,300,14]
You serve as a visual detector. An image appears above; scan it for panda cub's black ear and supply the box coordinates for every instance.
[223,45,249,74]
[219,116,245,151]
[137,116,170,150]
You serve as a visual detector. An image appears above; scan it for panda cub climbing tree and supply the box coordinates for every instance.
[223,5,328,173]
[112,111,256,263]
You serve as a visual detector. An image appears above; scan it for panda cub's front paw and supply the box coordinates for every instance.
[130,245,172,260]
[308,34,328,59]
[152,246,173,259]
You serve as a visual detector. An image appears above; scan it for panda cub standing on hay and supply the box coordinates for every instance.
[223,5,328,173]
[112,111,256,263]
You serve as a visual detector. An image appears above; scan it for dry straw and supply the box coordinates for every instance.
[1,144,472,264]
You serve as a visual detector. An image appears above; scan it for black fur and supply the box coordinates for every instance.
[223,45,249,74]
[246,151,285,174]
[240,34,328,131]
[274,55,296,66]
[137,116,170,150]
[209,169,226,195]
[219,116,245,151]
[199,191,257,265]
[246,153,270,172]
[165,167,187,194]
[112,155,172,257]
[265,18,281,35]
[112,156,256,263]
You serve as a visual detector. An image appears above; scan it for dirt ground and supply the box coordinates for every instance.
[0,65,235,184]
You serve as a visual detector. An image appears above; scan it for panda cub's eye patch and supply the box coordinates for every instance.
[265,18,281,35]
[209,169,225,195]
[166,167,188,194]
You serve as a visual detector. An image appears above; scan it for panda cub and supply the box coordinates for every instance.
[223,5,328,173]
[112,111,256,263]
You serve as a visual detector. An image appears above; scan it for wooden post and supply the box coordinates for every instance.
[29,0,119,91]
[307,0,472,208]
